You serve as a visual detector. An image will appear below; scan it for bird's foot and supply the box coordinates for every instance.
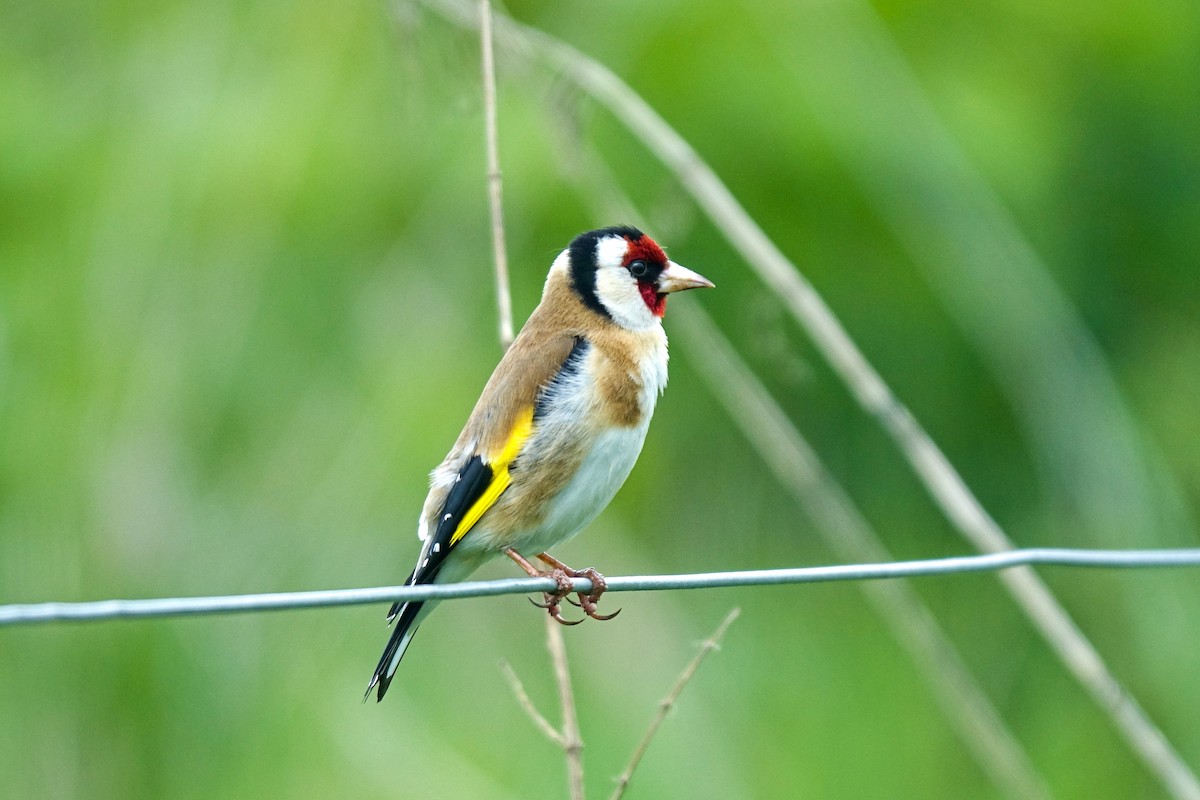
[504,548,621,625]
[537,553,621,622]
[572,566,620,621]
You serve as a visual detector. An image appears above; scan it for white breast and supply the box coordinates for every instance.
[514,329,667,555]
[518,423,650,555]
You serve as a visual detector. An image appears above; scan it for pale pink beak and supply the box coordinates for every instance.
[657,261,715,293]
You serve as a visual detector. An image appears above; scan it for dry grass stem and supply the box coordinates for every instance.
[500,660,566,747]
[546,615,586,800]
[609,608,740,800]
[479,0,514,348]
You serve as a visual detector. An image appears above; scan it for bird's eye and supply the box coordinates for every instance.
[629,260,649,278]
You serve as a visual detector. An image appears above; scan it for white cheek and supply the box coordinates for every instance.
[595,235,628,267]
[594,266,657,330]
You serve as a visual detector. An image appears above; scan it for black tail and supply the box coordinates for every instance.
[365,600,424,702]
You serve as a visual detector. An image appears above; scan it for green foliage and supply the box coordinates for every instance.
[1,0,1197,797]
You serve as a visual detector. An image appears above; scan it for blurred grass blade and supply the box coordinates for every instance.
[749,0,1193,552]
[674,305,1051,800]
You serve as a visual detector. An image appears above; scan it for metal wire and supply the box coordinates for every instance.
[2,548,1199,627]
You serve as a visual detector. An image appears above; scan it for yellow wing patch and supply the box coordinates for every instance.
[449,407,535,546]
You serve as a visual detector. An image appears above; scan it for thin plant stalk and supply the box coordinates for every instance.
[609,608,740,800]
[500,660,566,748]
[546,616,586,800]
[479,0,514,348]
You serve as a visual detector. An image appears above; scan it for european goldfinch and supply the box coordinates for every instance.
[367,226,712,701]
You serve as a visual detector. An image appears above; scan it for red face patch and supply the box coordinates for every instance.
[639,282,667,317]
[625,235,668,317]
[622,234,667,268]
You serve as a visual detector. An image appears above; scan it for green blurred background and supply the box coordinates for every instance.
[2,0,1198,797]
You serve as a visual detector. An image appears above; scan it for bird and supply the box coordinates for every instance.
[366,225,713,701]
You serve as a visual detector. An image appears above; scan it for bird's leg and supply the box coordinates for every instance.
[504,548,581,626]
[536,553,621,622]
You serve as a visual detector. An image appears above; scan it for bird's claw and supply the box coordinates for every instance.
[527,567,585,625]
[572,567,621,622]
[527,595,584,625]
[581,601,621,621]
